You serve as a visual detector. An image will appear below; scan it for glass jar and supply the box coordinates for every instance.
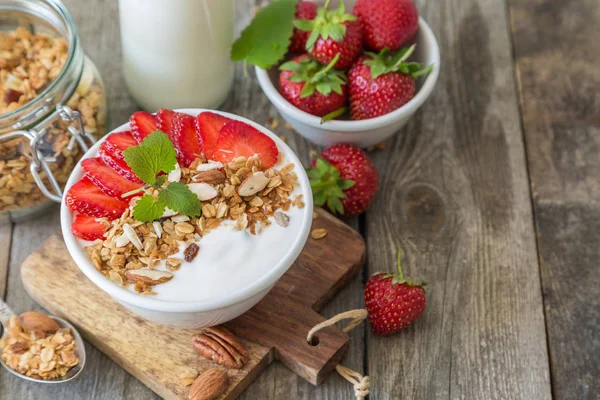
[0,0,107,222]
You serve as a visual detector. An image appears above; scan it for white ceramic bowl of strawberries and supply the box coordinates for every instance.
[60,109,313,328]
[255,0,440,147]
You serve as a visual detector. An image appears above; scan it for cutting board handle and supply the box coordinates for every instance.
[227,302,349,385]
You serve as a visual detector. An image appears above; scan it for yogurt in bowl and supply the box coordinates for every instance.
[60,109,313,328]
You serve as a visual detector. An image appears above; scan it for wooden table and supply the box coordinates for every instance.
[1,0,598,399]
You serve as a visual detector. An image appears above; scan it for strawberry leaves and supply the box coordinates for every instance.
[279,53,347,98]
[231,0,298,69]
[364,45,432,79]
[295,0,357,51]
[306,157,355,215]
[123,130,201,222]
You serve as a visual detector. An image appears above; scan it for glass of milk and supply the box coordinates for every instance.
[118,0,235,111]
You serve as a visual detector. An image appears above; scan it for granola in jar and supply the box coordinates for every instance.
[0,2,107,220]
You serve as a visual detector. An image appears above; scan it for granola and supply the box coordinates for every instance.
[0,315,79,380]
[0,27,106,212]
[84,155,305,295]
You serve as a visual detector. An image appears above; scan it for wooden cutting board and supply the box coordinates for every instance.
[20,208,365,400]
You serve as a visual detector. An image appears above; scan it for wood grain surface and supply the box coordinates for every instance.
[363,0,552,398]
[508,0,600,398]
[20,208,364,399]
[1,0,597,398]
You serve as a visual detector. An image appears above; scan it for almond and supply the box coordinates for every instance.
[18,312,60,333]
[192,169,226,184]
[238,172,269,197]
[189,368,229,400]
[188,183,218,201]
[168,162,182,183]
[125,269,173,285]
[196,161,223,172]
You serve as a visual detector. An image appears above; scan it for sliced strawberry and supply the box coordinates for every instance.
[99,146,142,183]
[212,121,279,169]
[100,130,137,161]
[65,178,128,219]
[195,112,232,159]
[156,108,177,138]
[173,113,202,167]
[81,158,142,199]
[157,108,180,152]
[71,213,107,241]
[130,111,158,143]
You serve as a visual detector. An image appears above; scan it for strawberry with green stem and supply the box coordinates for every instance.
[294,0,362,70]
[364,249,427,335]
[349,44,432,120]
[307,144,379,216]
[279,54,348,120]
[289,1,318,54]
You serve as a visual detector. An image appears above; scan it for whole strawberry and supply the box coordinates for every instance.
[354,0,419,51]
[348,45,431,120]
[294,0,362,70]
[279,54,348,118]
[289,1,318,54]
[364,250,426,335]
[307,144,378,216]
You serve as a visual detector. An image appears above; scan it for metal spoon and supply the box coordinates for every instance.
[0,300,86,383]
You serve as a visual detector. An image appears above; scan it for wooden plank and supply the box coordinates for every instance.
[508,0,600,398]
[0,218,11,298]
[363,0,552,398]
[232,2,365,398]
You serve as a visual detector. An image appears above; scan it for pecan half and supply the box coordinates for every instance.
[192,169,226,184]
[191,326,248,369]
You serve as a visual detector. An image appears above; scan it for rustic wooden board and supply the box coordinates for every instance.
[362,0,553,398]
[508,0,600,398]
[19,208,365,400]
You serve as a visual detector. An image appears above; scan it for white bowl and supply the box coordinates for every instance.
[60,109,313,328]
[255,17,440,148]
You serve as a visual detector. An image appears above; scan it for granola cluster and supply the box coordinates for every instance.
[0,316,79,380]
[85,155,304,295]
[0,27,106,212]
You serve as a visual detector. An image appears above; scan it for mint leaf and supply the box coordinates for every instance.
[123,131,177,185]
[123,146,156,185]
[154,175,166,188]
[132,194,165,222]
[140,131,177,174]
[231,0,298,69]
[158,182,201,218]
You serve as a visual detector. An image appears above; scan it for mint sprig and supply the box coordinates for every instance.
[123,131,177,186]
[132,194,166,222]
[123,131,202,222]
[231,0,298,69]
[158,182,201,218]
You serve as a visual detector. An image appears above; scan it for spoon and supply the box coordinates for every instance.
[0,299,86,383]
